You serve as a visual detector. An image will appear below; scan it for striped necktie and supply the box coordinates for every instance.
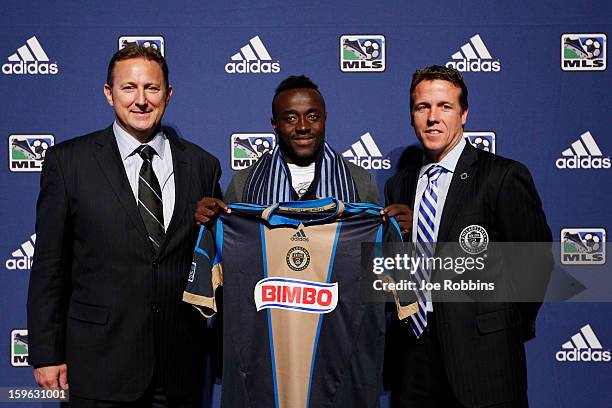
[409,165,444,337]
[136,145,165,251]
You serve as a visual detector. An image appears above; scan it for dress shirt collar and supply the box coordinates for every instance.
[113,121,167,161]
[418,137,467,179]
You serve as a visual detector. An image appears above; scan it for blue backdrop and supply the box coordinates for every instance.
[1,1,611,406]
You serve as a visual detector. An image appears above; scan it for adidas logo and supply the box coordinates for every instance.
[225,36,280,74]
[5,234,36,270]
[445,34,501,73]
[2,36,58,75]
[342,132,391,170]
[291,229,309,242]
[555,131,611,169]
[556,324,611,362]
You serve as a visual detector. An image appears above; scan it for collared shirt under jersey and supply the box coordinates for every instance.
[113,121,175,230]
[412,137,466,311]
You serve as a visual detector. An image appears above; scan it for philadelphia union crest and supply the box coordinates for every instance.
[459,225,489,254]
[286,246,310,271]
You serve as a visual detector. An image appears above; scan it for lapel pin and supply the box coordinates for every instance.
[460,172,469,180]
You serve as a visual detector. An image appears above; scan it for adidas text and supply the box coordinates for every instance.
[347,157,391,170]
[556,156,611,169]
[2,60,58,75]
[5,256,33,270]
[225,60,280,74]
[446,60,500,73]
[556,349,611,362]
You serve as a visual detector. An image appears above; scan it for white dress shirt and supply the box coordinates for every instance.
[412,137,466,311]
[113,121,175,230]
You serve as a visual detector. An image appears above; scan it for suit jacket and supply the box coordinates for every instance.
[385,143,552,407]
[225,161,380,204]
[27,127,222,401]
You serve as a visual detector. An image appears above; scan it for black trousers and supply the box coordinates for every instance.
[65,372,202,408]
[393,314,528,408]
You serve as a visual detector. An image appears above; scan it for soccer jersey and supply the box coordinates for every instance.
[184,198,404,408]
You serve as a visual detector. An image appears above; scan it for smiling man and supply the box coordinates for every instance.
[196,75,411,231]
[385,65,552,408]
[227,75,379,205]
[27,45,222,407]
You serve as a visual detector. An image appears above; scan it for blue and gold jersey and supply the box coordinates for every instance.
[184,198,404,408]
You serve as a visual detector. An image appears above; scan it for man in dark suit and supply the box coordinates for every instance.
[27,45,222,406]
[385,66,552,408]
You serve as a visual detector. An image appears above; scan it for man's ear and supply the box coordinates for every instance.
[461,107,469,126]
[103,84,114,107]
[165,85,173,105]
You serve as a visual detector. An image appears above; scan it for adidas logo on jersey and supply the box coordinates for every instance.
[291,229,309,242]
[225,36,280,74]
[2,36,58,75]
[445,34,501,72]
[342,132,391,170]
[556,324,611,362]
[556,131,611,169]
[5,234,36,270]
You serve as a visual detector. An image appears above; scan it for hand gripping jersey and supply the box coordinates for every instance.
[184,198,404,408]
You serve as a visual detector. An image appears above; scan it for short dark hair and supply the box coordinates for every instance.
[272,75,325,118]
[106,44,169,90]
[410,65,468,112]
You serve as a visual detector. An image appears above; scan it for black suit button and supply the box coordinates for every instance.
[240,370,248,378]
[152,305,160,313]
[152,262,158,269]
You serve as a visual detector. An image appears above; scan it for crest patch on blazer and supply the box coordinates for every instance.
[459,225,489,254]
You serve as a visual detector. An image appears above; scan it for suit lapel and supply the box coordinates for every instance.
[158,136,190,254]
[93,127,154,253]
[437,144,478,243]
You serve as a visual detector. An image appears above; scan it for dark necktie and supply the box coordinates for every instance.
[136,145,165,250]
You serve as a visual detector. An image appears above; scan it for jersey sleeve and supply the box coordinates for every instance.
[382,218,418,320]
[182,221,223,317]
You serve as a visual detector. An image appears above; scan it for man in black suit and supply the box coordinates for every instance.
[385,66,552,407]
[27,45,222,406]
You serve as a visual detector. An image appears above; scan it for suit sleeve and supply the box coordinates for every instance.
[362,171,381,205]
[496,162,553,339]
[224,174,241,204]
[209,156,223,200]
[183,222,223,317]
[27,147,72,366]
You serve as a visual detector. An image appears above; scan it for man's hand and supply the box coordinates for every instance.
[195,197,231,226]
[381,204,413,235]
[34,364,68,389]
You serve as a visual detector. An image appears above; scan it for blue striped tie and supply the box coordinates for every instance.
[410,165,444,337]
